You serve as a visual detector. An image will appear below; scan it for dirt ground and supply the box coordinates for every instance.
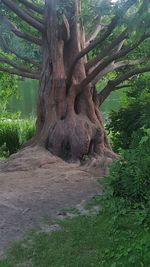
[0,146,107,257]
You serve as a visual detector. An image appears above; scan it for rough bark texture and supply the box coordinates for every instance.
[24,0,115,162]
[1,0,150,165]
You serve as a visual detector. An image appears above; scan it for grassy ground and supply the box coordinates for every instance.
[1,196,150,267]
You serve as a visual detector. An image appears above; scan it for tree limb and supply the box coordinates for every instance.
[92,58,148,85]
[67,0,137,88]
[61,14,70,42]
[0,14,42,45]
[0,57,39,74]
[6,48,40,67]
[98,66,150,105]
[113,40,125,53]
[85,23,107,47]
[0,66,40,79]
[19,0,44,14]
[80,34,150,89]
[1,37,41,66]
[113,84,132,90]
[22,6,44,24]
[1,0,44,32]
[86,30,127,72]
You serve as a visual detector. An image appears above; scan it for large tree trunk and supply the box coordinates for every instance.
[28,0,115,162]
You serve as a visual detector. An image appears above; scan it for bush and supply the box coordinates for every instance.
[106,75,150,151]
[0,119,35,157]
[18,119,35,145]
[105,130,150,204]
[106,105,141,151]
[0,121,20,155]
[0,143,9,159]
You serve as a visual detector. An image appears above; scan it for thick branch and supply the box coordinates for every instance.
[67,0,137,88]
[61,15,70,42]
[6,48,40,67]
[1,37,41,66]
[80,34,150,88]
[114,84,132,90]
[92,58,148,85]
[12,26,42,46]
[19,0,44,14]
[115,58,147,68]
[1,0,44,32]
[0,66,40,79]
[98,66,150,105]
[85,23,107,47]
[86,30,127,72]
[113,40,125,53]
[22,6,44,24]
[0,57,39,73]
[0,14,42,45]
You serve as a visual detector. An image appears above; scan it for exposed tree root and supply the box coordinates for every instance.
[0,144,117,177]
[0,146,63,172]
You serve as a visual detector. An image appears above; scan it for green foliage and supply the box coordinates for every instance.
[105,131,150,203]
[81,0,113,24]
[0,120,20,155]
[0,11,41,64]
[0,143,9,159]
[0,72,18,113]
[18,119,36,145]
[0,119,35,158]
[107,74,150,151]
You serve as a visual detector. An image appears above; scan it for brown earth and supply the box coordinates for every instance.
[0,146,108,257]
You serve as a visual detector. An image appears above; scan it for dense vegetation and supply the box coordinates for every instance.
[0,119,35,158]
[107,74,150,151]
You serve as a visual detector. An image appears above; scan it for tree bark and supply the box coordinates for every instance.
[26,0,115,162]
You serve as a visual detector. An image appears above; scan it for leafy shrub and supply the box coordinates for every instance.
[106,75,150,151]
[105,130,150,204]
[0,120,20,155]
[0,143,9,159]
[19,119,35,145]
[0,119,35,157]
[0,72,18,114]
[107,98,150,151]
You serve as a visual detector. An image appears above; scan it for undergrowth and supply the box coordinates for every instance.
[0,118,35,158]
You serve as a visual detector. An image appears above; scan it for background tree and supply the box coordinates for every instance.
[0,0,150,162]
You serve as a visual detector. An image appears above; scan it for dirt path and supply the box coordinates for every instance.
[0,147,104,257]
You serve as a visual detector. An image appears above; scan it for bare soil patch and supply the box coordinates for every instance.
[0,146,105,257]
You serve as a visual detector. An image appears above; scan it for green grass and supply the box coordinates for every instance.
[1,204,150,267]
